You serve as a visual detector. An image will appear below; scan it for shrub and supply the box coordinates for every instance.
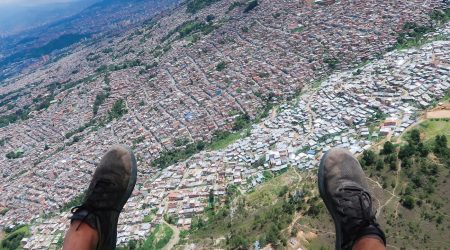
[216,61,227,71]
[324,57,339,69]
[402,195,415,209]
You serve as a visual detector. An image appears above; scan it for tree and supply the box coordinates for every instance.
[417,142,429,157]
[232,113,251,131]
[376,159,384,171]
[398,144,415,160]
[409,129,421,145]
[362,150,376,166]
[382,141,395,155]
[434,135,448,154]
[389,160,397,171]
[206,14,215,22]
[402,195,415,209]
[208,189,214,205]
[216,61,226,71]
[401,158,412,169]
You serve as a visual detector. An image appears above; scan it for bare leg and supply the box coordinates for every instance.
[353,235,386,250]
[62,220,98,250]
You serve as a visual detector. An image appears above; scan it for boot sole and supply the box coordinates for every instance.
[318,150,342,250]
[118,146,138,210]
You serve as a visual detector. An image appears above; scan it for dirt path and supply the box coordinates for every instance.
[376,152,402,218]
[162,220,180,250]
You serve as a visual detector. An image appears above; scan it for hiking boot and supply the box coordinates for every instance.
[318,148,386,250]
[70,145,137,250]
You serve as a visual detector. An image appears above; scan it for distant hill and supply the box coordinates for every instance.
[0,0,181,81]
[0,0,99,37]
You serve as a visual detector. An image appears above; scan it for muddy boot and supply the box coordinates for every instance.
[69,145,137,249]
[318,148,386,250]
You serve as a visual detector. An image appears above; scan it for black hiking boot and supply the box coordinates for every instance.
[69,145,137,250]
[318,148,386,250]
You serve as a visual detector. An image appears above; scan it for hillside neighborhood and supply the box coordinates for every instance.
[16,23,450,249]
[0,0,449,249]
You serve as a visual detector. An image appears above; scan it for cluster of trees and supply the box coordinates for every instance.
[216,61,226,71]
[0,107,30,128]
[0,208,9,215]
[251,155,266,168]
[178,21,215,39]
[152,113,251,168]
[1,76,95,129]
[232,113,251,131]
[186,0,220,13]
[393,21,435,50]
[361,129,446,211]
[108,99,128,121]
[96,60,142,74]
[35,93,56,111]
[244,0,258,13]
[162,19,216,43]
[228,1,243,12]
[93,75,111,116]
[118,224,173,250]
[6,150,24,159]
[151,140,206,169]
[1,225,29,250]
[0,137,9,146]
[93,90,110,116]
[324,57,339,70]
[86,52,101,62]
[174,137,190,147]
[64,119,97,139]
[430,8,450,24]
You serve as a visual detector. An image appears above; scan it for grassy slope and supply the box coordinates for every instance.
[116,223,173,250]
[417,119,450,144]
[143,223,174,250]
[179,168,332,249]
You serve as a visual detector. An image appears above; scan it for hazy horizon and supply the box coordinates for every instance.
[0,0,84,7]
[0,0,99,35]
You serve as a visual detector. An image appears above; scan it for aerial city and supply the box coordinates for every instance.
[0,0,449,249]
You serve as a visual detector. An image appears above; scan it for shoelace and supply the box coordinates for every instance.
[337,186,377,229]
